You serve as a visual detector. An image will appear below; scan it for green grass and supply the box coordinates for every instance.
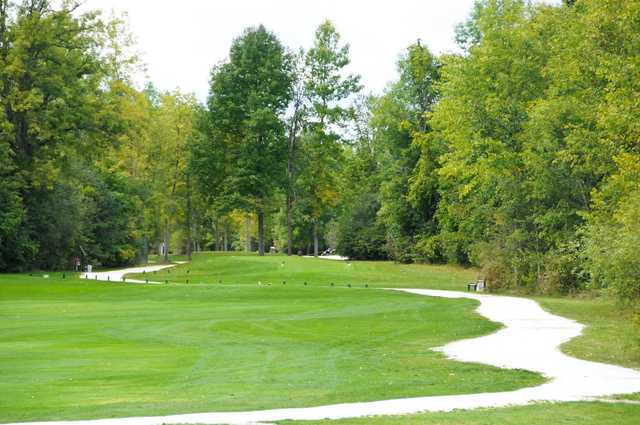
[277,401,640,425]
[131,252,477,290]
[3,252,639,424]
[536,296,640,369]
[141,253,640,369]
[0,263,541,422]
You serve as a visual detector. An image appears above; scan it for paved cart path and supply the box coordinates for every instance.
[9,266,640,425]
[80,262,187,284]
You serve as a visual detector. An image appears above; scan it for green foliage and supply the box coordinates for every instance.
[206,25,292,208]
[0,2,198,270]
[336,115,387,260]
[413,0,640,301]
[204,25,293,255]
[372,42,440,263]
[0,1,120,270]
[584,154,640,301]
[1,0,638,307]
[295,21,361,255]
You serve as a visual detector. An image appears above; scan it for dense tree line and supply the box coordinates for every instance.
[351,0,639,302]
[1,0,638,303]
[0,0,199,271]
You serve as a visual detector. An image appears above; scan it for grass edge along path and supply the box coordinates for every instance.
[275,400,640,425]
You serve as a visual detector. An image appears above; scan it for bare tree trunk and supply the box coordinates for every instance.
[245,216,251,252]
[143,236,149,265]
[286,64,303,256]
[313,220,319,257]
[186,173,192,261]
[223,220,229,252]
[258,210,265,256]
[214,218,220,251]
[163,218,170,263]
[287,194,293,256]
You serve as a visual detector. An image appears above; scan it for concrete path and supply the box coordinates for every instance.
[80,263,186,284]
[303,255,349,261]
[8,274,640,425]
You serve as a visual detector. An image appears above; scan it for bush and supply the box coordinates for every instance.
[585,190,640,302]
[413,234,445,263]
[336,192,387,260]
[540,240,589,295]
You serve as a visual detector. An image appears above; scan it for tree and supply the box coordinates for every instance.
[371,41,440,263]
[578,0,640,302]
[205,25,293,256]
[336,97,387,259]
[148,92,197,262]
[0,0,132,270]
[301,20,360,256]
[284,48,307,255]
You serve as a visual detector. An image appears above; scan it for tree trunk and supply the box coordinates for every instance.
[258,210,265,256]
[214,219,220,251]
[143,236,149,265]
[223,221,229,252]
[245,216,251,252]
[286,80,303,257]
[163,218,170,263]
[313,220,319,257]
[186,173,192,261]
[287,193,293,256]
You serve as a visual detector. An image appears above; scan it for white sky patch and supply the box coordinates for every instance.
[80,0,558,102]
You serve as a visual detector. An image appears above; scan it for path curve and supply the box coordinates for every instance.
[8,270,640,425]
[80,263,186,284]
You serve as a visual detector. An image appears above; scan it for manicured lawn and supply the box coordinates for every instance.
[3,253,638,423]
[0,267,541,422]
[131,252,478,290]
[277,401,640,425]
[141,253,640,370]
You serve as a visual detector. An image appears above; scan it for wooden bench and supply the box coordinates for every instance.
[467,278,486,292]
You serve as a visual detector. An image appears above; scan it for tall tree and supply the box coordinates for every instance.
[336,96,387,259]
[148,92,197,263]
[370,41,440,263]
[302,20,360,256]
[0,0,127,270]
[284,48,307,255]
[205,25,293,256]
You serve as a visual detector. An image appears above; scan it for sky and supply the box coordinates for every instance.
[77,1,506,101]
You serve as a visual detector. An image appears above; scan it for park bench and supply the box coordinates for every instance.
[467,278,486,292]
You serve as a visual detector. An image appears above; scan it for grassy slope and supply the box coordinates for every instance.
[138,253,640,369]
[132,253,477,290]
[0,269,541,422]
[132,253,640,386]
